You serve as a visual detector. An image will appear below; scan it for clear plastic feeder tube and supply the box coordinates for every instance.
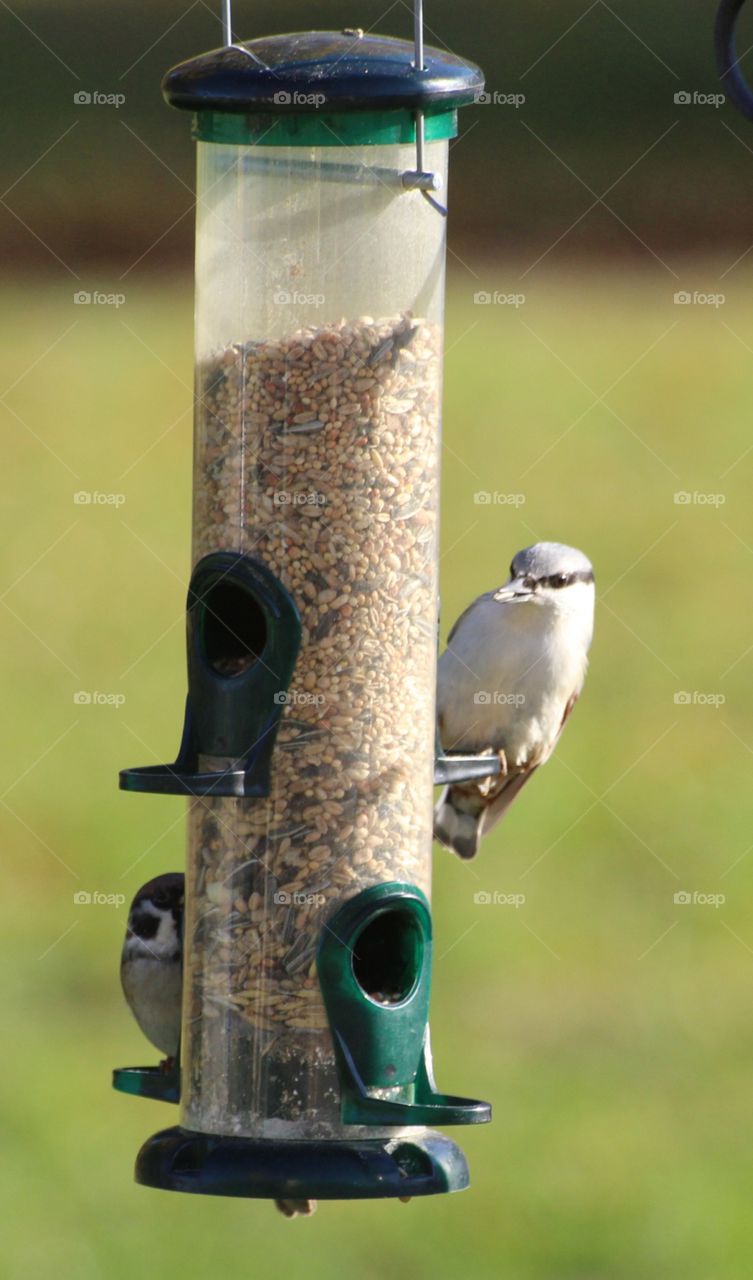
[181,133,449,1139]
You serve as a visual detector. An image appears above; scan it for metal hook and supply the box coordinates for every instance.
[400,0,448,216]
[715,0,753,120]
[220,0,447,211]
[219,1,268,66]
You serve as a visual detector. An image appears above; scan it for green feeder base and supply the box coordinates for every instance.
[135,1126,470,1200]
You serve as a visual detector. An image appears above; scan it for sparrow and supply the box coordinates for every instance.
[434,542,594,859]
[121,872,184,1062]
[120,871,316,1219]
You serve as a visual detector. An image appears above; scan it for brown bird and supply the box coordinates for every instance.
[120,871,317,1218]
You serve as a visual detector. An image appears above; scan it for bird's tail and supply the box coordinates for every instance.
[433,786,484,859]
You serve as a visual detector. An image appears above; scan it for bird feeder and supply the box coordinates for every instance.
[114,13,495,1203]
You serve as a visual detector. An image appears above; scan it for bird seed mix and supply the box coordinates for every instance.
[182,312,440,1135]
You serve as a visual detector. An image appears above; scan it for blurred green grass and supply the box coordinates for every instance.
[3,264,753,1279]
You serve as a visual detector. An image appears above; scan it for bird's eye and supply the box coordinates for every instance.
[551,573,567,588]
[523,575,536,590]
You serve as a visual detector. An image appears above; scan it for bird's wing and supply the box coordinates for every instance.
[478,690,581,838]
[477,765,540,835]
[446,592,495,646]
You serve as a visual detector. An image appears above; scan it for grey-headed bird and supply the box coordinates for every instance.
[434,542,594,859]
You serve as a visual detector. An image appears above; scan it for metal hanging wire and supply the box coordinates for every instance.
[401,0,447,216]
[221,0,267,64]
[222,0,232,46]
[218,0,448,213]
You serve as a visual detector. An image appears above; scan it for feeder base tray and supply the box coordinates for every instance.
[135,1126,470,1199]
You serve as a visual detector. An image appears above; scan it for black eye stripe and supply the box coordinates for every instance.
[543,569,594,588]
[510,565,594,588]
[511,569,594,588]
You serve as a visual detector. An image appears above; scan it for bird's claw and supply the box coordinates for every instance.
[476,748,508,797]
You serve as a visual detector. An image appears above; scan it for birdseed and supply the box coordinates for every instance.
[182,312,440,1136]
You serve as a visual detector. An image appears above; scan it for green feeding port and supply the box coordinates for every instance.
[185,552,301,766]
[352,906,423,1007]
[112,1064,180,1105]
[317,883,491,1126]
[119,552,301,797]
[200,579,267,678]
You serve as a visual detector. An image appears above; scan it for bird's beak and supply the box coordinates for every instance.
[493,577,533,602]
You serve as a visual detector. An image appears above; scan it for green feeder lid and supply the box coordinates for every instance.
[162,30,484,117]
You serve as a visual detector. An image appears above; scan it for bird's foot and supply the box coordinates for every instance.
[159,1056,176,1074]
[275,1199,317,1219]
[476,748,507,797]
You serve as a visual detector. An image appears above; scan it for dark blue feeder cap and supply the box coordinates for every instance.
[162,30,484,116]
